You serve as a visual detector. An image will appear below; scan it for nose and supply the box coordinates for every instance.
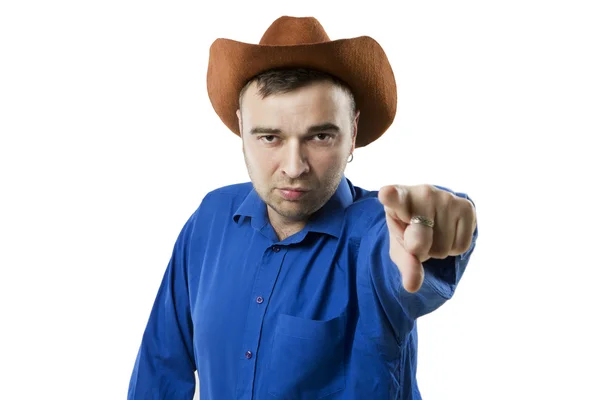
[281,141,309,179]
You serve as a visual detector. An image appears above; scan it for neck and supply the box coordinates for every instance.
[268,208,307,241]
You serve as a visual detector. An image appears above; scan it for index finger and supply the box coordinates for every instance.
[378,185,412,223]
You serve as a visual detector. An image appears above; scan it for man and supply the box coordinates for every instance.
[128,16,478,400]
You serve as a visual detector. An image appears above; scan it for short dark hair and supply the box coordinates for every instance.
[238,68,357,116]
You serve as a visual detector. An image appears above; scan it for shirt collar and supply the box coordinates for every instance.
[232,186,270,232]
[233,177,355,239]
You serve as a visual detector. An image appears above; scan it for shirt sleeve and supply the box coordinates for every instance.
[127,210,198,400]
[356,189,478,346]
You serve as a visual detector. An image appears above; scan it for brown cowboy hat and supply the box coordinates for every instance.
[206,16,397,148]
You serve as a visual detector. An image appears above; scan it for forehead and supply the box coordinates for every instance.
[239,81,352,129]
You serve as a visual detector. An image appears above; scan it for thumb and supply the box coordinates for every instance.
[386,212,424,293]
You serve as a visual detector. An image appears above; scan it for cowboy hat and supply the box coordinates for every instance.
[206,16,397,148]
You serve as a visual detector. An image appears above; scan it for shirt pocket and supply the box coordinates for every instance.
[267,312,346,399]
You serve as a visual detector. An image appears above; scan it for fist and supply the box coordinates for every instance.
[378,184,477,293]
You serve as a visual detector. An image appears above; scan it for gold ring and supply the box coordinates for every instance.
[410,215,435,228]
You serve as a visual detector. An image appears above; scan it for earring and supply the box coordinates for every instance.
[347,153,354,163]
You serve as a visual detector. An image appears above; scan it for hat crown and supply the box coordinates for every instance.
[259,16,331,46]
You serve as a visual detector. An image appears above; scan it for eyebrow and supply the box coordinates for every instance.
[249,123,341,135]
[307,123,341,134]
[250,127,281,135]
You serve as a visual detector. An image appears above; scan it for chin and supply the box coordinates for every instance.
[268,200,312,220]
[275,205,309,220]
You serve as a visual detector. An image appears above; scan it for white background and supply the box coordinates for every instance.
[1,1,599,399]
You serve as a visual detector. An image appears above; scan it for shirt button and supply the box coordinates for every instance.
[256,296,264,304]
[272,245,280,252]
[245,350,253,359]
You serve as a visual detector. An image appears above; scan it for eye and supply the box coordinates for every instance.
[313,133,333,141]
[259,135,278,143]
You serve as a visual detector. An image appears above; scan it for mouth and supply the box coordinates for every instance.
[278,188,309,201]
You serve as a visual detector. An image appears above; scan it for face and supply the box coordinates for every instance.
[237,80,358,227]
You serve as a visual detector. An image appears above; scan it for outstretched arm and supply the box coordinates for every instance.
[357,185,478,346]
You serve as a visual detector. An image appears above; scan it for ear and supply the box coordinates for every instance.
[236,109,243,144]
[350,110,360,154]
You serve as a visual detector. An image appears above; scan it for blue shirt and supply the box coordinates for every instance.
[128,177,477,399]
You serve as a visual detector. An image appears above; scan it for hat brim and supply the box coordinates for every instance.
[207,36,397,148]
